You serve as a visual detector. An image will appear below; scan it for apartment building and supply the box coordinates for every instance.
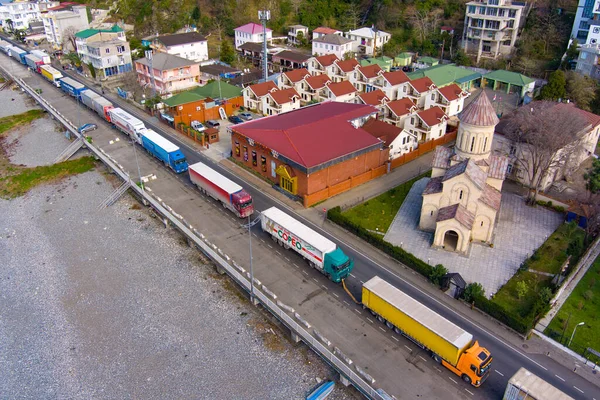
[0,1,58,30]
[151,32,208,62]
[234,22,272,50]
[462,0,527,62]
[576,42,600,79]
[571,0,600,43]
[345,26,391,57]
[288,24,308,45]
[312,34,354,59]
[75,25,132,78]
[135,52,200,95]
[41,4,88,50]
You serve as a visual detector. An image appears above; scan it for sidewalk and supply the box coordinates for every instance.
[89,78,600,389]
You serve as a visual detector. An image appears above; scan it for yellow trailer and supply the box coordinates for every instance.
[362,276,492,387]
[40,64,63,87]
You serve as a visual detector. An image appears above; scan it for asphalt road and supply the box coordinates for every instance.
[1,39,597,398]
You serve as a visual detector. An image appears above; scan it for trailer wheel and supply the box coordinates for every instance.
[271,235,277,243]
[393,327,401,335]
[461,374,471,384]
[385,321,393,329]
[432,354,442,364]
[377,315,384,323]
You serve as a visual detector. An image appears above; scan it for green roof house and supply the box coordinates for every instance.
[407,64,482,90]
[413,56,439,70]
[195,80,243,100]
[360,56,393,72]
[394,52,413,67]
[482,70,535,99]
[74,24,124,40]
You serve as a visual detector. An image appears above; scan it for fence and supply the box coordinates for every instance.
[6,65,390,400]
[390,130,457,170]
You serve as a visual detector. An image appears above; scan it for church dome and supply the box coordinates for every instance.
[458,91,499,127]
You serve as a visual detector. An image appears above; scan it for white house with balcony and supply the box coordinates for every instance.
[462,0,527,63]
[312,26,342,40]
[135,53,200,95]
[288,24,308,45]
[382,98,417,128]
[320,80,358,103]
[424,83,469,117]
[151,32,208,62]
[373,70,411,100]
[307,54,339,77]
[75,25,133,78]
[41,4,88,50]
[264,88,301,116]
[243,81,279,114]
[331,58,359,82]
[312,34,354,59]
[345,26,391,57]
[405,76,437,108]
[350,64,383,92]
[404,106,448,143]
[234,22,272,50]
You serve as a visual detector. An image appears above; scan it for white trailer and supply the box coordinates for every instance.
[107,108,146,144]
[503,368,574,400]
[30,49,51,64]
[259,207,353,282]
[0,40,12,53]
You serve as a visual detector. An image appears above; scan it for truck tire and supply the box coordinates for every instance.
[377,315,384,323]
[385,321,393,329]
[271,235,277,243]
[461,374,471,384]
[432,354,442,364]
[393,327,401,335]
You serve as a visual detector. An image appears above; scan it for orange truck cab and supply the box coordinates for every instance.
[441,340,492,387]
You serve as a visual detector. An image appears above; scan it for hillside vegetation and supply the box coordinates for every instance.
[104,0,577,77]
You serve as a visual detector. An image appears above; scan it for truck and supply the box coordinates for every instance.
[188,161,254,218]
[91,95,113,122]
[39,64,63,87]
[141,129,188,173]
[0,40,12,54]
[503,368,573,400]
[24,54,44,73]
[30,49,51,64]
[9,47,28,65]
[59,77,87,100]
[107,108,146,144]
[361,276,492,387]
[260,207,354,282]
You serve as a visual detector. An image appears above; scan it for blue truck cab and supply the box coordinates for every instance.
[140,129,188,173]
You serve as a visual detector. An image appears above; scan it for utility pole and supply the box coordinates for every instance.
[258,10,270,82]
[145,50,156,98]
[441,38,445,62]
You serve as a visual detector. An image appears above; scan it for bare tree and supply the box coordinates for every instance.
[62,26,78,52]
[501,101,590,205]
[406,6,442,44]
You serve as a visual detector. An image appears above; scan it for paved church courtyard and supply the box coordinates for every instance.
[384,178,564,296]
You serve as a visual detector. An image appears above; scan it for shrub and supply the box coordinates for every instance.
[583,290,594,301]
[463,283,485,303]
[577,300,584,310]
[516,280,529,299]
[472,294,531,334]
[429,264,448,287]
[538,287,553,303]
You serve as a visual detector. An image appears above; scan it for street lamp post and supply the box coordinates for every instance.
[568,322,585,347]
[243,214,261,304]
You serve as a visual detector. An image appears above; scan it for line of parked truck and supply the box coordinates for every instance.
[0,39,506,390]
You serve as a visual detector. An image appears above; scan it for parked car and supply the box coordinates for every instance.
[78,123,97,133]
[191,120,206,132]
[206,120,220,128]
[228,115,244,125]
[239,112,253,121]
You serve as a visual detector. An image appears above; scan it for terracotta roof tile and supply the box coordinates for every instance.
[432,146,453,169]
[438,83,466,102]
[423,177,443,195]
[358,64,383,79]
[436,203,475,229]
[381,70,410,85]
[480,184,501,210]
[553,102,600,128]
[232,102,381,169]
[358,89,389,106]
[442,158,487,189]
[248,81,278,97]
[361,118,403,145]
[315,54,339,67]
[269,88,300,105]
[386,98,415,117]
[335,58,359,73]
[459,90,499,126]
[304,74,331,90]
[417,106,447,127]
[327,80,357,97]
[409,76,436,93]
[487,154,508,180]
[283,68,310,83]
[313,27,340,35]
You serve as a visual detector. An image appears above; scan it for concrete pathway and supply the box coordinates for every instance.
[384,178,564,296]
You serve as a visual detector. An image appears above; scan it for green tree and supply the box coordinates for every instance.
[5,19,14,32]
[516,280,529,299]
[88,62,96,80]
[540,70,566,101]
[220,38,235,64]
[565,39,579,68]
[191,5,200,23]
[566,71,596,111]
[429,264,448,287]
[462,283,485,302]
[452,49,471,66]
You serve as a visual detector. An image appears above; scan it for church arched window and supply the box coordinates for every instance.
[459,190,464,200]
[483,137,488,152]
[470,136,475,152]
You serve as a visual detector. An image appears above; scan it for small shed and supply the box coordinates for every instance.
[413,56,439,70]
[394,52,414,67]
[441,272,466,299]
[482,70,535,100]
[360,56,394,72]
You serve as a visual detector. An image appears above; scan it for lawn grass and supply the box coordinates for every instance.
[341,171,431,234]
[492,270,554,319]
[0,156,96,198]
[545,256,600,362]
[525,222,586,274]
[0,109,46,135]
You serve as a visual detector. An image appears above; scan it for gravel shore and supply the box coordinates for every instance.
[0,89,354,399]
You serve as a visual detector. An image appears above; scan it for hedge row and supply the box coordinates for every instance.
[327,206,433,279]
[328,206,537,335]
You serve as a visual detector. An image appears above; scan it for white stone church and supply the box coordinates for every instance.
[419,91,508,255]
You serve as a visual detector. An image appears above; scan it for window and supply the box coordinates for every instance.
[281,176,294,192]
[271,161,276,178]
[117,45,125,53]
[235,141,240,157]
[509,145,516,155]
[252,151,257,166]
[431,93,435,100]
[488,0,499,5]
[481,221,484,227]
[243,146,248,161]
[470,136,475,152]
[459,190,463,200]
[411,117,415,125]
[483,137,488,152]
[507,164,513,174]
[261,156,267,172]
[105,48,110,54]
[479,6,486,14]
[430,211,434,216]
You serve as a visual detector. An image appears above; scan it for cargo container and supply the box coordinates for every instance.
[0,40,12,54]
[9,47,28,65]
[141,129,188,173]
[24,54,44,73]
[260,207,353,282]
[107,108,146,144]
[92,95,113,121]
[80,89,101,110]
[39,65,63,87]
[503,368,574,400]
[188,161,254,218]
[30,49,51,64]
[362,276,492,387]
[59,77,86,100]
